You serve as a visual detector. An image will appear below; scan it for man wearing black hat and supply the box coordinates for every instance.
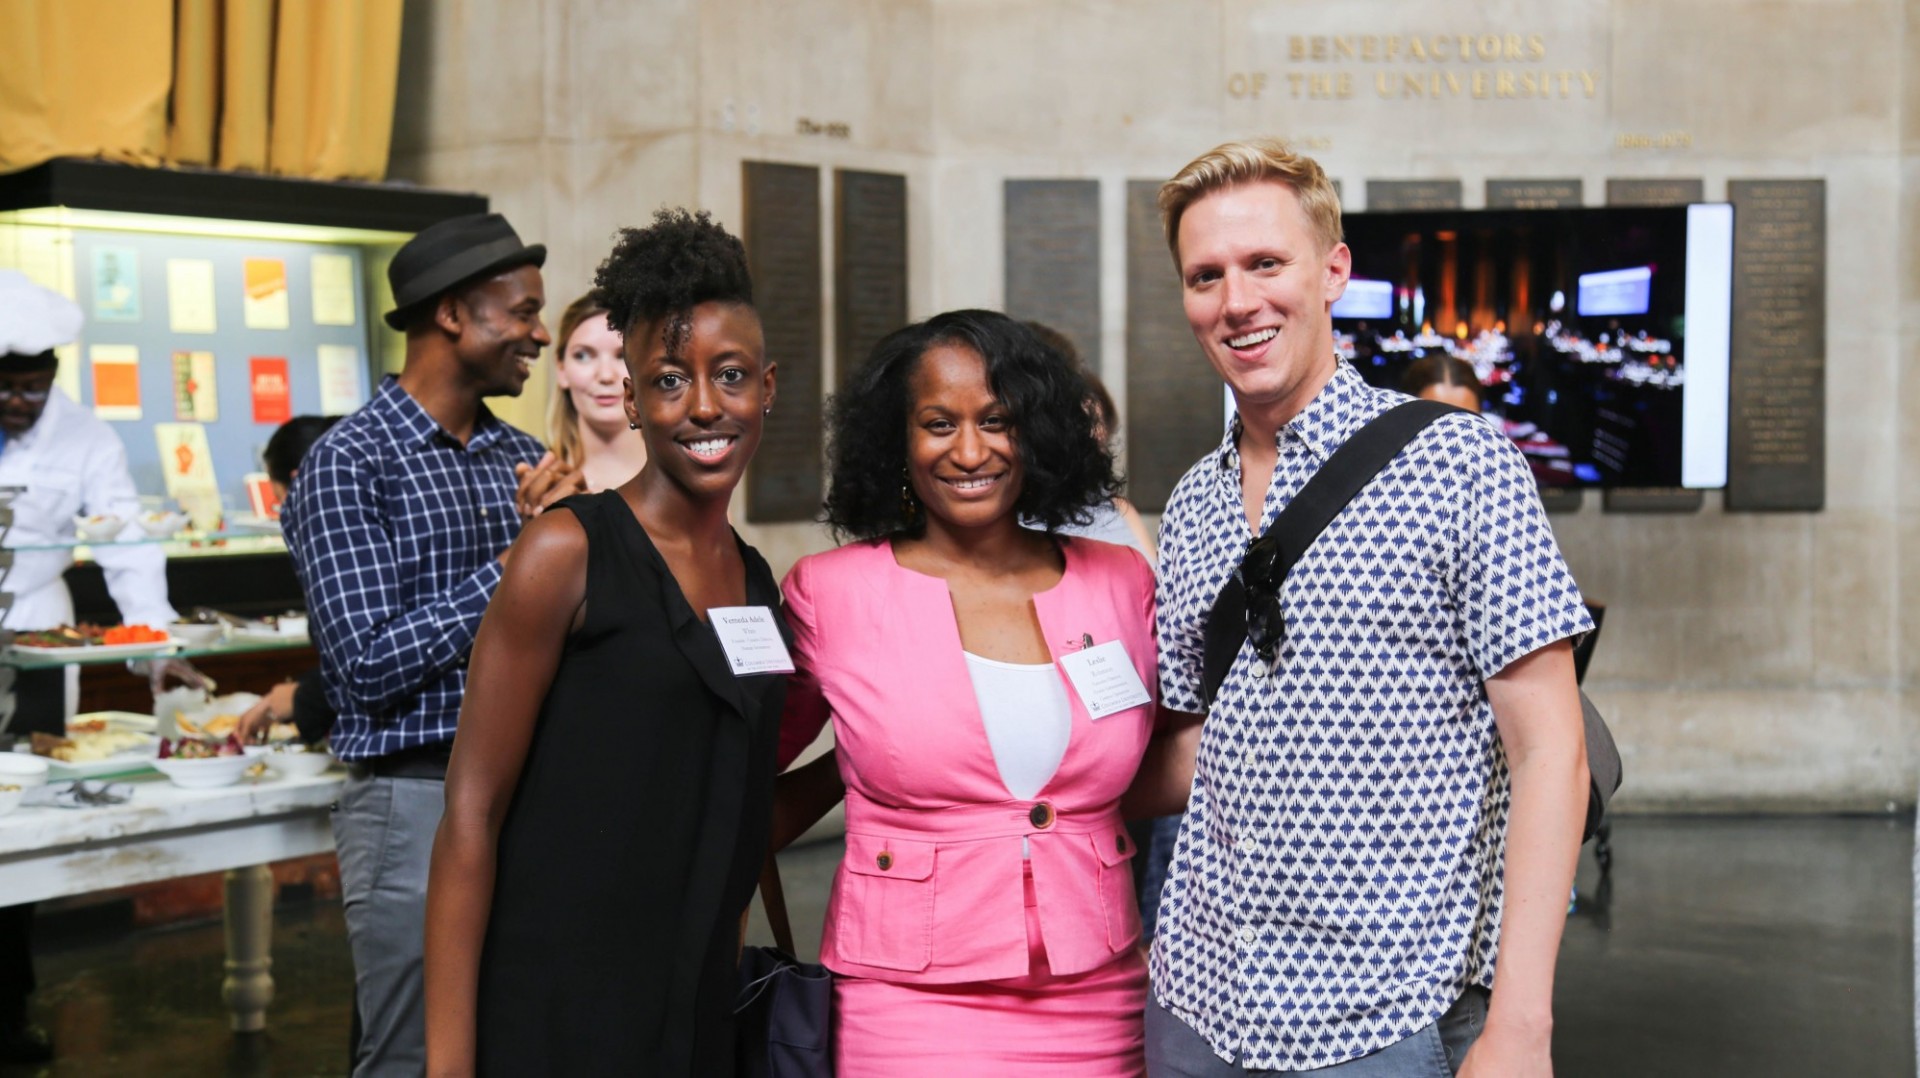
[282,213,582,1076]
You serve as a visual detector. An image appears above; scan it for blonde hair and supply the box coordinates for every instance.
[1158,138,1343,265]
[545,292,613,469]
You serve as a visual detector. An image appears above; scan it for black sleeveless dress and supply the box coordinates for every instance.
[475,491,788,1076]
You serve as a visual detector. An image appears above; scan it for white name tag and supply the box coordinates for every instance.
[1056,639,1152,720]
[708,606,795,676]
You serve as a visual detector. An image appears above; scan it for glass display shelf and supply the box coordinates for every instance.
[2,634,313,671]
[6,530,286,559]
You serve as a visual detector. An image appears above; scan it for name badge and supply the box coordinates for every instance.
[708,606,795,676]
[1056,639,1152,720]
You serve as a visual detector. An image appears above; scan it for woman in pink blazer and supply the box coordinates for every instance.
[777,310,1162,1075]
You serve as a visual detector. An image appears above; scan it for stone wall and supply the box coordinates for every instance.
[389,0,1920,811]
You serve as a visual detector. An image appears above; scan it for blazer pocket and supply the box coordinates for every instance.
[835,834,937,972]
[1094,824,1142,951]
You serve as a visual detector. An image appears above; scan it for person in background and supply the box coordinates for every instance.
[777,310,1172,1075]
[283,213,583,1077]
[1401,353,1484,414]
[1022,322,1156,561]
[1136,138,1591,1077]
[0,271,200,1064]
[426,209,781,1075]
[234,415,341,746]
[546,292,649,491]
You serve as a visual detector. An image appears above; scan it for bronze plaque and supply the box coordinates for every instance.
[1125,180,1220,513]
[742,161,823,523]
[1365,179,1462,211]
[1605,178,1706,207]
[1486,178,1582,210]
[1004,179,1102,373]
[1726,179,1825,511]
[835,169,908,389]
[1603,177,1707,513]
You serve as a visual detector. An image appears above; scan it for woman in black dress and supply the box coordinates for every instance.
[424,209,781,1076]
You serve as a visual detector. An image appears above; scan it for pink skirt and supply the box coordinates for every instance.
[832,864,1147,1077]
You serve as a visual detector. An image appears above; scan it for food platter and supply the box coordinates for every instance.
[8,624,183,659]
[36,715,162,780]
[9,638,183,659]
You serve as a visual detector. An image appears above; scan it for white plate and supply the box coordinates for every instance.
[228,628,309,644]
[153,754,254,788]
[71,711,158,732]
[8,638,183,659]
[44,735,160,781]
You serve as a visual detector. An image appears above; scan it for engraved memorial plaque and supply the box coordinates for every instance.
[742,161,823,523]
[1726,179,1825,511]
[1365,179,1462,211]
[1125,180,1219,512]
[1486,178,1582,210]
[835,169,908,389]
[1603,177,1707,513]
[1004,180,1101,373]
[1605,178,1706,208]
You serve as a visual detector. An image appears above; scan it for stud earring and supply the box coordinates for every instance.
[627,421,639,430]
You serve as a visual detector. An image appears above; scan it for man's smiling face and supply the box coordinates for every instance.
[1176,181,1351,419]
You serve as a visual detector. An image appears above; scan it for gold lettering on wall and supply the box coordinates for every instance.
[1254,30,1597,102]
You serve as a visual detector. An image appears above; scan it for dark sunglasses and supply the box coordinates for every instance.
[1237,531,1287,667]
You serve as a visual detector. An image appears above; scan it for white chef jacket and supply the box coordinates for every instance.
[0,388,177,631]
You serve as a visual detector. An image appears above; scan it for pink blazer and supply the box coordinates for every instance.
[779,536,1160,985]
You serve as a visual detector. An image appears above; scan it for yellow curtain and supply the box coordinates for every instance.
[270,0,404,180]
[219,0,276,173]
[0,1,173,173]
[0,0,404,182]
[169,0,220,166]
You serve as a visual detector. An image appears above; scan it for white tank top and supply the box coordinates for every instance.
[963,651,1072,801]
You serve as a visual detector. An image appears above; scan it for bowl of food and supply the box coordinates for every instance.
[154,738,251,788]
[73,514,125,542]
[0,784,22,817]
[0,753,50,789]
[168,622,225,648]
[265,744,334,778]
[138,510,189,538]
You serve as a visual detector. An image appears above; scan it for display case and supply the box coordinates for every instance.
[0,160,488,725]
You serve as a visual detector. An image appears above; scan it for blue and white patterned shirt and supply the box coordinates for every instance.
[282,375,546,762]
[1150,361,1592,1070]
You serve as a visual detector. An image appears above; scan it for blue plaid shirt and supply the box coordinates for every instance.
[282,376,546,762]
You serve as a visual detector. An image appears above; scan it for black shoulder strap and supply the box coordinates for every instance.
[1200,398,1464,709]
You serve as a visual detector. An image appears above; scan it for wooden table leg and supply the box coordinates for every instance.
[222,864,275,1032]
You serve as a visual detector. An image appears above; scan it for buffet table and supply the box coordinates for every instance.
[0,768,342,1031]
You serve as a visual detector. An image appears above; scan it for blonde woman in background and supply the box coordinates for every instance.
[547,293,650,491]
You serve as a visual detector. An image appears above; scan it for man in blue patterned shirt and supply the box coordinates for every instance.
[283,213,580,1076]
[1135,141,1594,1077]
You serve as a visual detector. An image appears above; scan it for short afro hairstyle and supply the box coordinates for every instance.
[263,415,342,486]
[822,309,1121,542]
[592,208,753,359]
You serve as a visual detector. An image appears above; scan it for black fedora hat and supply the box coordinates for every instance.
[384,213,547,330]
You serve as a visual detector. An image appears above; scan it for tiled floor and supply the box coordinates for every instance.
[5,814,1912,1076]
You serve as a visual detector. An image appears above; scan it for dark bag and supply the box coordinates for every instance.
[735,854,833,1077]
[1198,399,1622,841]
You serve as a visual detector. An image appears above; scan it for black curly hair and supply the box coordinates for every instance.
[592,208,754,359]
[822,309,1121,541]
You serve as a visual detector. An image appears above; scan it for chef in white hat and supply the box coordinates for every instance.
[0,270,205,1063]
[0,270,179,637]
